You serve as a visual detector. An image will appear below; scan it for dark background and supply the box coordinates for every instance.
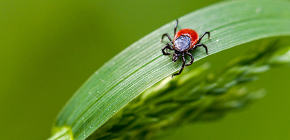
[1,0,289,140]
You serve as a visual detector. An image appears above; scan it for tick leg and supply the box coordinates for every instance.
[161,33,173,44]
[185,52,194,66]
[172,52,186,77]
[196,31,210,44]
[189,46,198,51]
[195,44,209,55]
[162,43,173,55]
[174,19,179,36]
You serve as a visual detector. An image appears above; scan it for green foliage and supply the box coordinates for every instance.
[87,38,290,140]
[49,0,290,140]
[48,127,73,140]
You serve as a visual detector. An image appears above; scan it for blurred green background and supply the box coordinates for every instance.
[1,0,290,140]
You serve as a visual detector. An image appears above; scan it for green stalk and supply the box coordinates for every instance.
[49,1,290,140]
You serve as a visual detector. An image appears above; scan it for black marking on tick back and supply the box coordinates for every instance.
[174,35,191,51]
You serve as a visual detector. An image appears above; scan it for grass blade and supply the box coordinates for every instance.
[50,1,290,140]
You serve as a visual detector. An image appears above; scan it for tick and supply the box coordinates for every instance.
[161,19,211,77]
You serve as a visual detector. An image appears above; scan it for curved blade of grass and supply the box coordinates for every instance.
[87,37,290,140]
[51,0,290,140]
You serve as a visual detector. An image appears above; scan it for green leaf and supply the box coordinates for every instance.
[50,0,290,140]
[87,38,290,140]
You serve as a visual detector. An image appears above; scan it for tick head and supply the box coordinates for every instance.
[172,51,181,62]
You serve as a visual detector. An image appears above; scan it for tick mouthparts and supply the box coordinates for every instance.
[172,55,179,62]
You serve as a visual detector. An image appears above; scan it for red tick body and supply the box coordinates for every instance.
[174,29,199,51]
[161,19,211,77]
